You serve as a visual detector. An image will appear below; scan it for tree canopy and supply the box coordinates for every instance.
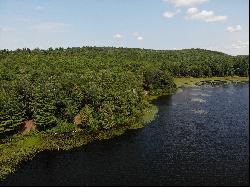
[0,47,248,138]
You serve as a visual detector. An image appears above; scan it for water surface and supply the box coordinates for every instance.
[1,83,249,186]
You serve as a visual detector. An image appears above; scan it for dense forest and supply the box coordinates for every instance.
[0,47,249,138]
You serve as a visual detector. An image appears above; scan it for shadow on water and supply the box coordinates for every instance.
[1,83,249,186]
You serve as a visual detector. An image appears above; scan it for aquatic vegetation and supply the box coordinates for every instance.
[192,109,208,115]
[174,77,249,88]
[176,88,184,94]
[191,98,207,103]
[200,93,211,97]
[142,104,159,125]
[190,92,202,96]
[191,92,211,97]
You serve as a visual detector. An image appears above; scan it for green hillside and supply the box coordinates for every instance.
[0,47,249,137]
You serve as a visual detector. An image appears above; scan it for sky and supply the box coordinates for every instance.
[0,0,249,55]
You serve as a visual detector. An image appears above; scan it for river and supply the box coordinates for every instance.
[1,83,249,186]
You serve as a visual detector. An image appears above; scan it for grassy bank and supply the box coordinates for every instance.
[174,76,249,88]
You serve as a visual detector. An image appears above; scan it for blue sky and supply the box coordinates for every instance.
[0,0,249,55]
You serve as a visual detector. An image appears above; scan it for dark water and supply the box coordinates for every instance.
[1,83,249,186]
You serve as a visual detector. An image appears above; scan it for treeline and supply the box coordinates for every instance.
[0,47,248,138]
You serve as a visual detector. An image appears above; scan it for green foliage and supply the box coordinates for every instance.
[47,122,76,133]
[0,82,26,138]
[0,47,248,138]
[143,66,176,94]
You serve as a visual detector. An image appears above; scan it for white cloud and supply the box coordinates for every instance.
[132,32,144,41]
[187,7,199,14]
[232,40,249,49]
[136,36,144,41]
[164,0,208,7]
[16,18,31,22]
[132,32,139,37]
[185,7,227,22]
[0,26,13,32]
[35,5,44,11]
[32,22,70,32]
[227,25,242,32]
[113,33,124,39]
[0,27,9,32]
[163,9,181,18]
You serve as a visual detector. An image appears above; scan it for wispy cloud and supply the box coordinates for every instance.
[32,22,70,32]
[0,26,13,32]
[16,17,31,23]
[0,27,9,32]
[164,0,209,7]
[34,5,45,11]
[227,25,242,32]
[113,33,124,39]
[132,32,144,41]
[163,9,181,18]
[132,32,139,37]
[232,40,249,49]
[185,8,227,22]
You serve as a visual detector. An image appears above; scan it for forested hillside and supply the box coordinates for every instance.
[0,47,249,138]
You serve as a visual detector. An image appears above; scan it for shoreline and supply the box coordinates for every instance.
[0,76,248,180]
[0,97,160,180]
